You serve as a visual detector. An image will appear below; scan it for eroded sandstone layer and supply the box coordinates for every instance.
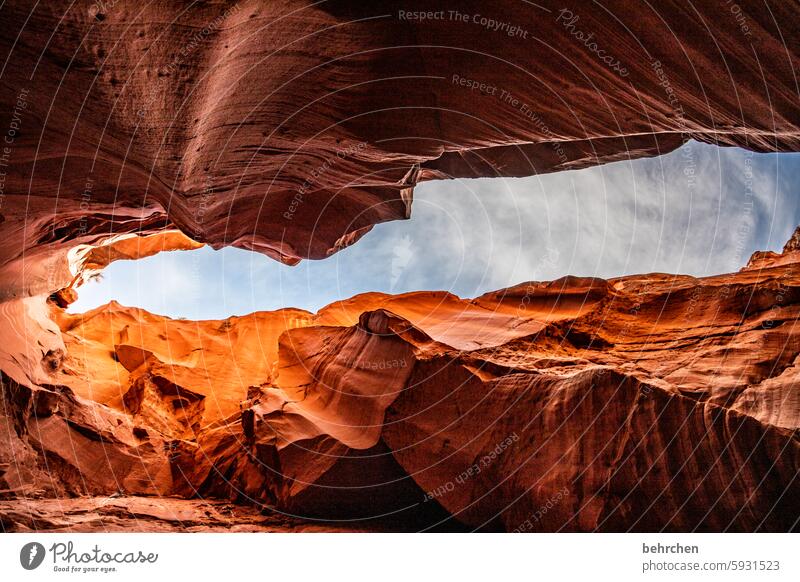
[2,229,799,532]
[1,1,799,532]
[1,0,799,294]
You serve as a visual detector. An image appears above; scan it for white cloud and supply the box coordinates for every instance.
[69,142,800,318]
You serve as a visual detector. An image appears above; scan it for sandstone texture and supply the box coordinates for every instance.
[2,229,799,532]
[1,0,799,287]
[0,496,385,533]
[1,1,799,532]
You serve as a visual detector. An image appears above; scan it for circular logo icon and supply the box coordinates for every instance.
[20,542,46,570]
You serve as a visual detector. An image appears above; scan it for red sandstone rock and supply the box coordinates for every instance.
[0,0,798,287]
[3,229,798,531]
[1,1,799,532]
[0,496,384,532]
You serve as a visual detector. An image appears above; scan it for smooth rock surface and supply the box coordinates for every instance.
[1,1,799,532]
[0,0,798,290]
[3,228,798,531]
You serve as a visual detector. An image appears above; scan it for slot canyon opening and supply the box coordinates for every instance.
[31,141,799,532]
[66,141,799,319]
[3,0,798,538]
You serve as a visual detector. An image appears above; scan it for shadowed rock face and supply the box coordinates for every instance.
[0,0,798,290]
[1,2,799,532]
[2,228,799,532]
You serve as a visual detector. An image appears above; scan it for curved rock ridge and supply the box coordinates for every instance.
[2,230,799,531]
[1,1,799,532]
[0,0,799,293]
[746,226,800,272]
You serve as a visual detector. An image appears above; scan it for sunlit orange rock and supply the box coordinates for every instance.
[1,1,799,532]
[0,0,798,285]
[3,228,798,531]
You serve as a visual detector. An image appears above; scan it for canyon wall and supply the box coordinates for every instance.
[3,230,799,531]
[1,0,798,282]
[1,1,799,531]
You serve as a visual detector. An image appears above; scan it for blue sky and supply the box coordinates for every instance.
[69,141,800,319]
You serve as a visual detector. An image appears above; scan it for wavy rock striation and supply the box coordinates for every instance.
[1,1,799,532]
[0,0,798,289]
[3,228,799,531]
